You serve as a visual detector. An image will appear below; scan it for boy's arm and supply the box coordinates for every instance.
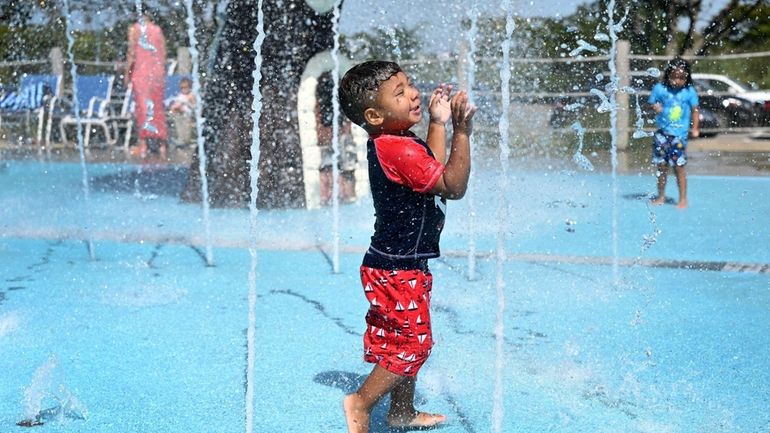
[690,105,700,137]
[430,91,476,200]
[646,97,662,114]
[426,84,452,164]
[647,102,663,114]
[646,84,662,114]
[426,121,446,164]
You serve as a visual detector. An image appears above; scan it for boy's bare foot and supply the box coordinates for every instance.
[650,197,666,206]
[387,411,446,429]
[343,393,369,433]
[676,199,688,209]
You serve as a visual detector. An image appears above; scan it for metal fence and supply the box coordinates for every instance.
[2,45,768,150]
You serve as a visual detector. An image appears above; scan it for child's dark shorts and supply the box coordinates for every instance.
[651,130,687,167]
[360,266,434,377]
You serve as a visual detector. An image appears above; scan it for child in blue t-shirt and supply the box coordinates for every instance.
[648,57,700,208]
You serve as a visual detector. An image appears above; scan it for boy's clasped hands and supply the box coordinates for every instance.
[428,83,477,134]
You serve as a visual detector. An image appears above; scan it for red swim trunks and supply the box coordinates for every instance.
[360,266,434,377]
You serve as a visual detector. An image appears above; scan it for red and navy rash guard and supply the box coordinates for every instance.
[362,132,447,270]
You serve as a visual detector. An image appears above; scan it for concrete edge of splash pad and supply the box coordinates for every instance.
[4,227,769,275]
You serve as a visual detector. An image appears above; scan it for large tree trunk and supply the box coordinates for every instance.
[181,0,336,209]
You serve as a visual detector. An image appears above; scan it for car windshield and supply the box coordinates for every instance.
[694,77,753,94]
[730,78,755,92]
[724,77,753,92]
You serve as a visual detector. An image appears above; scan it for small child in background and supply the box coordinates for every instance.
[169,77,195,114]
[167,77,196,146]
[648,57,700,208]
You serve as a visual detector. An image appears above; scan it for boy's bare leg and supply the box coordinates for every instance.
[674,164,688,208]
[387,376,446,428]
[651,164,668,205]
[343,365,403,433]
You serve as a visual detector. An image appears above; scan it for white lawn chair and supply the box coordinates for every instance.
[110,84,134,155]
[56,75,115,155]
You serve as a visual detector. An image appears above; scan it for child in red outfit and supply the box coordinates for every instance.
[338,60,476,433]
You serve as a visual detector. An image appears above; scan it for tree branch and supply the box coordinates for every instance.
[663,0,680,55]
[681,0,702,55]
[696,0,763,55]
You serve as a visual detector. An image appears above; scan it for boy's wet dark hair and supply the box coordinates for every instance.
[663,57,693,87]
[339,61,403,126]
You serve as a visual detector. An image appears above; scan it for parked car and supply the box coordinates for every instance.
[548,93,720,137]
[697,107,720,137]
[627,72,761,129]
[691,73,770,105]
[692,73,768,127]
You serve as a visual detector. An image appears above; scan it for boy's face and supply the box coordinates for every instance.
[180,81,192,94]
[365,71,421,132]
[667,68,688,89]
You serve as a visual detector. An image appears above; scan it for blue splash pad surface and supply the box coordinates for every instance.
[1,161,769,432]
[1,240,768,432]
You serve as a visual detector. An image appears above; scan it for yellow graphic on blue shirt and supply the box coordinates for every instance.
[650,83,697,140]
[668,104,683,122]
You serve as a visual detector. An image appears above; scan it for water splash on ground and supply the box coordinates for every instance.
[19,356,88,427]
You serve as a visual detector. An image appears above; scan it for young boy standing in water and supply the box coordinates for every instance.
[338,61,476,432]
[648,57,700,208]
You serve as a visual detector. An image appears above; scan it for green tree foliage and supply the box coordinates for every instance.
[709,4,770,87]
[726,4,770,51]
[544,0,767,56]
[0,21,66,62]
[463,0,770,93]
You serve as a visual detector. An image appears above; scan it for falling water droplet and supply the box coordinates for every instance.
[646,68,661,77]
